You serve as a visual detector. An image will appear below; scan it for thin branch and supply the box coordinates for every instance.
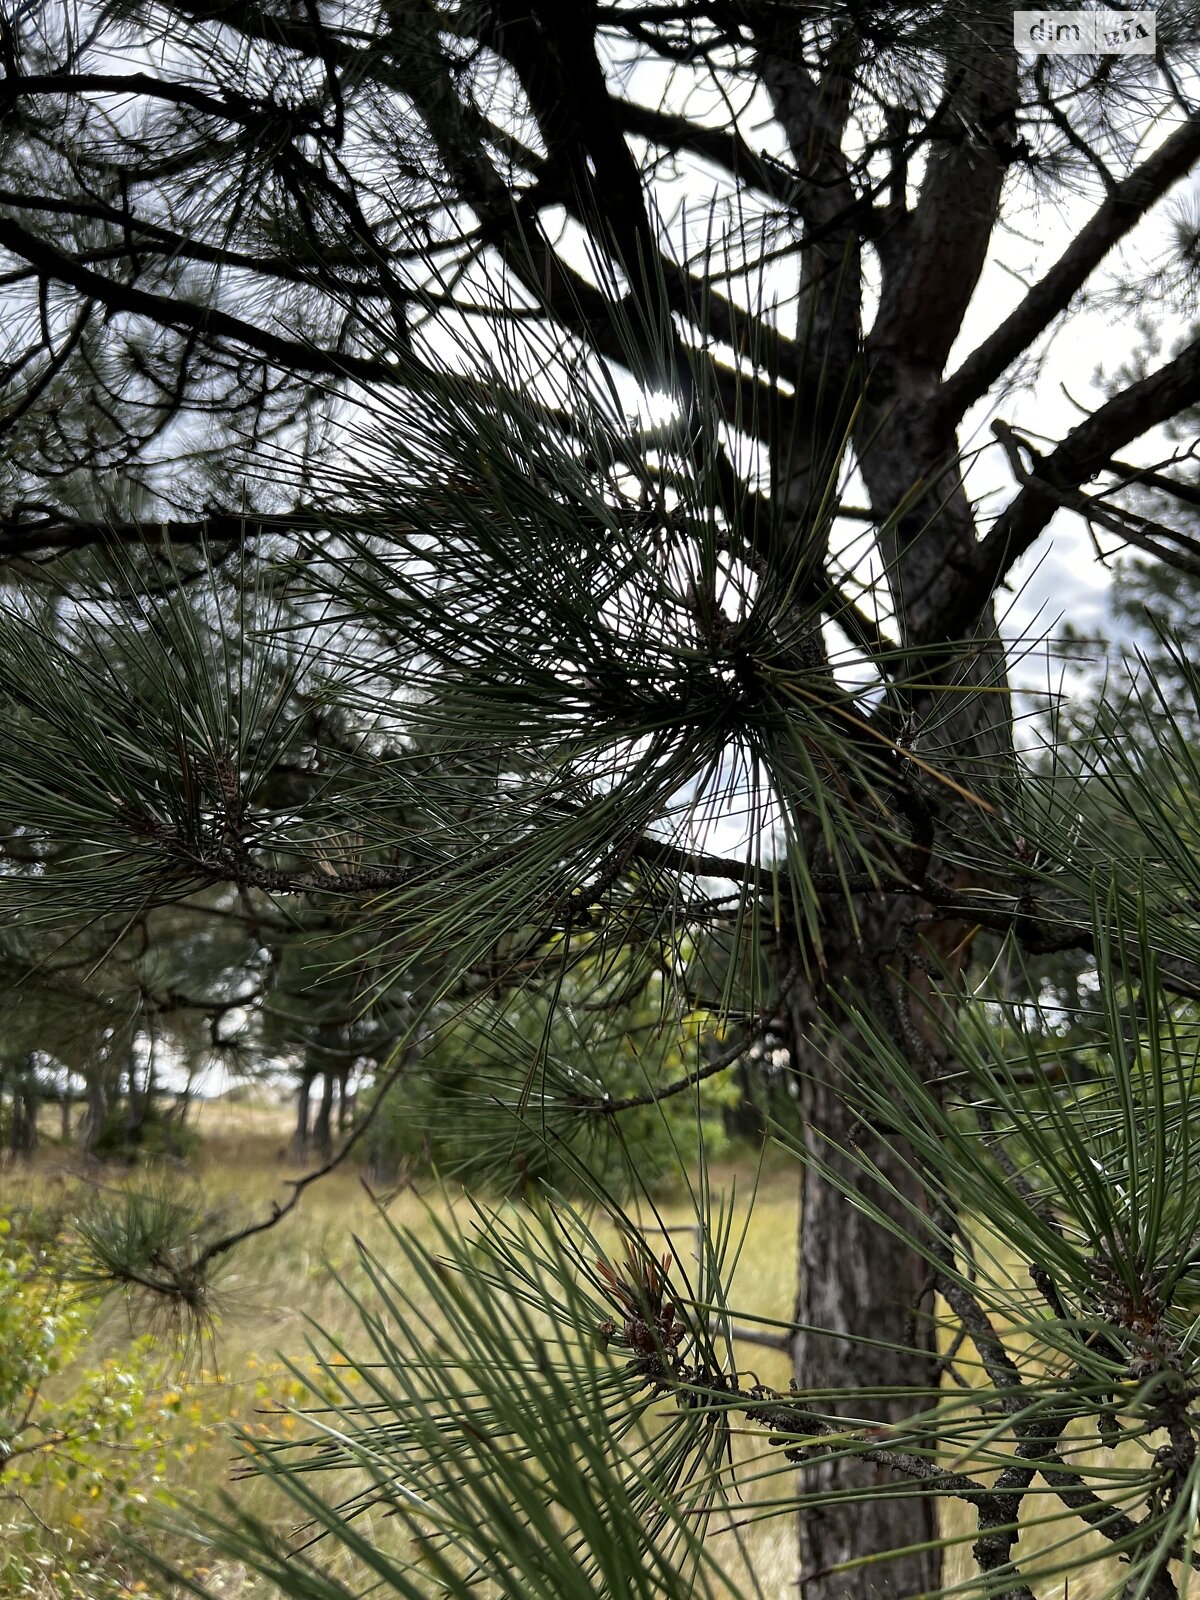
[936,110,1200,426]
[974,335,1200,603]
[568,965,796,1114]
[992,420,1200,578]
[632,1343,1036,1600]
[0,508,300,559]
[1103,455,1200,513]
[0,215,419,395]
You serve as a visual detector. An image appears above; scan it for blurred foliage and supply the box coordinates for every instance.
[365,949,743,1195]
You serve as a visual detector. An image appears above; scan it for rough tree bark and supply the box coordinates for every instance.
[762,20,1018,1593]
[785,914,934,1598]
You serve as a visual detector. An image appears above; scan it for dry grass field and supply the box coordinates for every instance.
[4,1101,800,1597]
[2,1100,1170,1600]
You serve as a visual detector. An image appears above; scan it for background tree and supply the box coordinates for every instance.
[3,4,1200,1597]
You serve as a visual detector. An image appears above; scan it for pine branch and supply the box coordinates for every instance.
[611,97,801,206]
[568,965,796,1114]
[0,215,415,394]
[623,1343,1045,1598]
[928,1215,1193,1591]
[1102,456,1200,512]
[0,508,298,559]
[974,335,1200,604]
[866,18,1017,377]
[936,110,1200,428]
[992,421,1200,579]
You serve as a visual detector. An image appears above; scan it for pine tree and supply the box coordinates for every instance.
[3,5,1200,1596]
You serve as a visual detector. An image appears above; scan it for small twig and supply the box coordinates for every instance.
[993,420,1200,580]
[567,965,796,1115]
[720,1322,792,1352]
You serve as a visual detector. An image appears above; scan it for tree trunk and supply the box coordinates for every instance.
[292,1072,313,1161]
[80,1071,108,1157]
[724,1060,767,1144]
[124,1044,153,1151]
[312,1069,335,1159]
[6,1073,18,1158]
[12,1058,39,1159]
[785,883,974,1600]
[788,38,1016,1584]
[4,1068,17,1158]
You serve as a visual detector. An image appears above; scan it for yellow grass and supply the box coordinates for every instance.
[4,1103,800,1597]
[3,1101,1175,1600]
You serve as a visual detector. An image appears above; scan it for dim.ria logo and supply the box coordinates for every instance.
[1013,9,1156,53]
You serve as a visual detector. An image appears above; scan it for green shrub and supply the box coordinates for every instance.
[0,1209,214,1599]
[365,956,743,1195]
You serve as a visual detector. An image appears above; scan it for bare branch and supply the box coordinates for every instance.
[0,215,405,394]
[936,111,1200,427]
[976,335,1200,596]
[0,508,299,560]
[569,965,796,1114]
[992,420,1200,578]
